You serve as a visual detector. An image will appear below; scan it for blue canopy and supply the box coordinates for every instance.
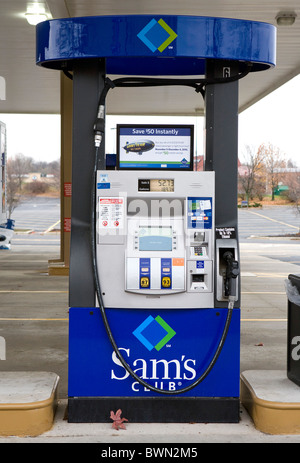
[36,15,276,75]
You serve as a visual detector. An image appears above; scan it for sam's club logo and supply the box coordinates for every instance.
[133,315,176,351]
[137,19,177,53]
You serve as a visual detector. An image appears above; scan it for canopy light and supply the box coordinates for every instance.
[25,3,50,25]
[276,12,297,26]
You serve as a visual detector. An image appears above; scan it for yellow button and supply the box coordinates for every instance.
[140,277,150,288]
[162,276,171,288]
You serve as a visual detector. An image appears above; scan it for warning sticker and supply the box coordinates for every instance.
[64,217,71,232]
[215,227,236,239]
[64,182,72,197]
[99,197,124,230]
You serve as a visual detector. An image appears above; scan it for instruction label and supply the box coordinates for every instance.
[215,227,236,239]
[99,197,124,229]
[187,197,212,229]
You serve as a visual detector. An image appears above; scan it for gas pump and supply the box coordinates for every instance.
[93,168,238,398]
[36,14,276,423]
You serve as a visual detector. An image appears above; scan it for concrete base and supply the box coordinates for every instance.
[241,370,300,434]
[0,372,59,437]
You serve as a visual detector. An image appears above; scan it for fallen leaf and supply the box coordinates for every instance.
[110,409,128,430]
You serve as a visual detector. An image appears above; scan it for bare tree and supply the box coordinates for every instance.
[238,145,265,203]
[10,153,34,190]
[258,143,286,200]
[284,171,300,232]
[6,159,21,218]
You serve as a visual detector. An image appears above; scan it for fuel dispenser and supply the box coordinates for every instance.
[36,14,276,423]
[96,170,216,308]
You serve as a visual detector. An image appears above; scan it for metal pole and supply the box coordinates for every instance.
[69,59,106,307]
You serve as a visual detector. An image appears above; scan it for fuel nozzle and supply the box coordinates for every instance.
[93,105,105,148]
[94,78,116,148]
[223,251,239,309]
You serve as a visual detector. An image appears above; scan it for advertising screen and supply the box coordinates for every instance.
[117,125,194,170]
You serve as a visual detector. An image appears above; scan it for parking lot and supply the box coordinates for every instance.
[238,204,299,241]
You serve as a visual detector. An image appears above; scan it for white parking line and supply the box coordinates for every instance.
[246,210,299,229]
[43,220,61,234]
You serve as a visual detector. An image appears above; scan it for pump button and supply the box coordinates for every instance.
[162,276,171,288]
[140,277,150,288]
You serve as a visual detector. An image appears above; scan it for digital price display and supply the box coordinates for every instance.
[138,178,174,192]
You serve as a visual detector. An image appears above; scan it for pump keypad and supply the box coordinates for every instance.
[194,246,204,256]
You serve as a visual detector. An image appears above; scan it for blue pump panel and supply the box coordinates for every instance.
[68,307,240,398]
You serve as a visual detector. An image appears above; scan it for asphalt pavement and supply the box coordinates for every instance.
[238,204,299,241]
[10,196,60,234]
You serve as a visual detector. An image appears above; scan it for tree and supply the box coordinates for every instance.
[46,159,60,190]
[238,145,265,202]
[258,143,286,200]
[284,171,300,232]
[9,153,34,190]
[6,159,21,218]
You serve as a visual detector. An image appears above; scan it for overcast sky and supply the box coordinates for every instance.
[238,74,300,166]
[0,113,61,163]
[0,74,299,167]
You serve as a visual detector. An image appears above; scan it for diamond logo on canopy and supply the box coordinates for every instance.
[133,315,176,351]
[137,19,178,53]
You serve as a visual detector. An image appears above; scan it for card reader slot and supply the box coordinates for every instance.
[192,274,204,283]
